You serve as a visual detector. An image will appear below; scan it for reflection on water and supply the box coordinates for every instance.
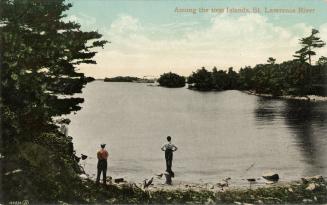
[69,82,327,185]
[255,98,327,176]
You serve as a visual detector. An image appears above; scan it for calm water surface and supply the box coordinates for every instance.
[68,81,327,186]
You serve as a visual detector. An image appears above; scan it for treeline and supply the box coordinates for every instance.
[188,29,327,96]
[188,59,327,96]
[104,76,139,82]
[1,0,107,203]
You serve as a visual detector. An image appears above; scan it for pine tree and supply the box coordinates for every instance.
[1,0,107,201]
[293,29,325,65]
[1,0,107,143]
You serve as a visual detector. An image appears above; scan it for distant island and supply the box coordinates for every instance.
[157,72,186,88]
[104,76,155,83]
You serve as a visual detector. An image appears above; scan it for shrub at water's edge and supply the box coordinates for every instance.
[158,72,186,88]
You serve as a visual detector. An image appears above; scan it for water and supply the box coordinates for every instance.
[68,81,327,186]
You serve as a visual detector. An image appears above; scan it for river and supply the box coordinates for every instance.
[68,81,327,186]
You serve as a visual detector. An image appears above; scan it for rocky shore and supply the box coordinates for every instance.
[77,174,327,204]
[244,90,327,102]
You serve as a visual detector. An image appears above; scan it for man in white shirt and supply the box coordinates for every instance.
[161,136,178,177]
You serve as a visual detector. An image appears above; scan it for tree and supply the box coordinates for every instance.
[293,29,326,65]
[267,57,276,65]
[187,67,213,91]
[317,56,327,66]
[211,67,228,90]
[157,72,185,88]
[227,67,239,89]
[1,0,107,201]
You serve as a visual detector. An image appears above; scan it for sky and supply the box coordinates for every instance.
[66,0,327,78]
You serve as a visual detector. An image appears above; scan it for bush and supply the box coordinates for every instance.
[158,72,185,88]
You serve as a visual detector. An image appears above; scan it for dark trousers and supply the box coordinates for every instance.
[166,158,172,172]
[96,160,107,184]
[165,150,174,177]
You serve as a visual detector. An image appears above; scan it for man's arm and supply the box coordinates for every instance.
[161,145,165,151]
[173,145,178,151]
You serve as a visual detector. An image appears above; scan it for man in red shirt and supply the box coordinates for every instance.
[96,144,109,184]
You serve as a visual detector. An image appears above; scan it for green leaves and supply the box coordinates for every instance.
[158,72,186,88]
[1,0,107,202]
[293,29,326,65]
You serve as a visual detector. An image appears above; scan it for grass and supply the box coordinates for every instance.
[76,177,327,204]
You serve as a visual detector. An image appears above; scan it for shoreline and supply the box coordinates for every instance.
[78,174,327,204]
[243,90,327,102]
[80,174,326,191]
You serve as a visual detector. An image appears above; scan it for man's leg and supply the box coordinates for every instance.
[103,168,107,184]
[167,159,172,172]
[96,168,101,184]
[170,159,174,177]
[165,158,169,172]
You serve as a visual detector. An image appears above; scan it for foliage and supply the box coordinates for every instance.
[187,29,326,97]
[52,177,327,204]
[293,29,326,65]
[188,67,239,91]
[157,72,185,88]
[188,67,213,91]
[1,0,107,202]
[104,76,140,82]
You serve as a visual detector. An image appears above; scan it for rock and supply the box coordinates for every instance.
[107,176,113,182]
[288,188,294,192]
[305,183,318,191]
[4,169,23,176]
[314,196,317,201]
[210,185,214,189]
[205,198,215,205]
[234,202,242,205]
[302,199,313,203]
[79,174,88,180]
[302,175,324,184]
[262,172,279,182]
[114,178,124,183]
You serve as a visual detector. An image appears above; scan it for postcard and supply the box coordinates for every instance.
[1,0,327,204]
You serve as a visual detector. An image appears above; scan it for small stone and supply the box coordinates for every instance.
[205,198,215,205]
[234,202,242,205]
[79,174,88,179]
[114,178,124,183]
[288,188,294,192]
[314,196,317,201]
[262,172,279,182]
[303,199,313,203]
[306,183,317,191]
[302,175,324,183]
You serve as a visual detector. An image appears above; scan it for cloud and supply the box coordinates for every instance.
[65,13,96,28]
[79,14,326,78]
